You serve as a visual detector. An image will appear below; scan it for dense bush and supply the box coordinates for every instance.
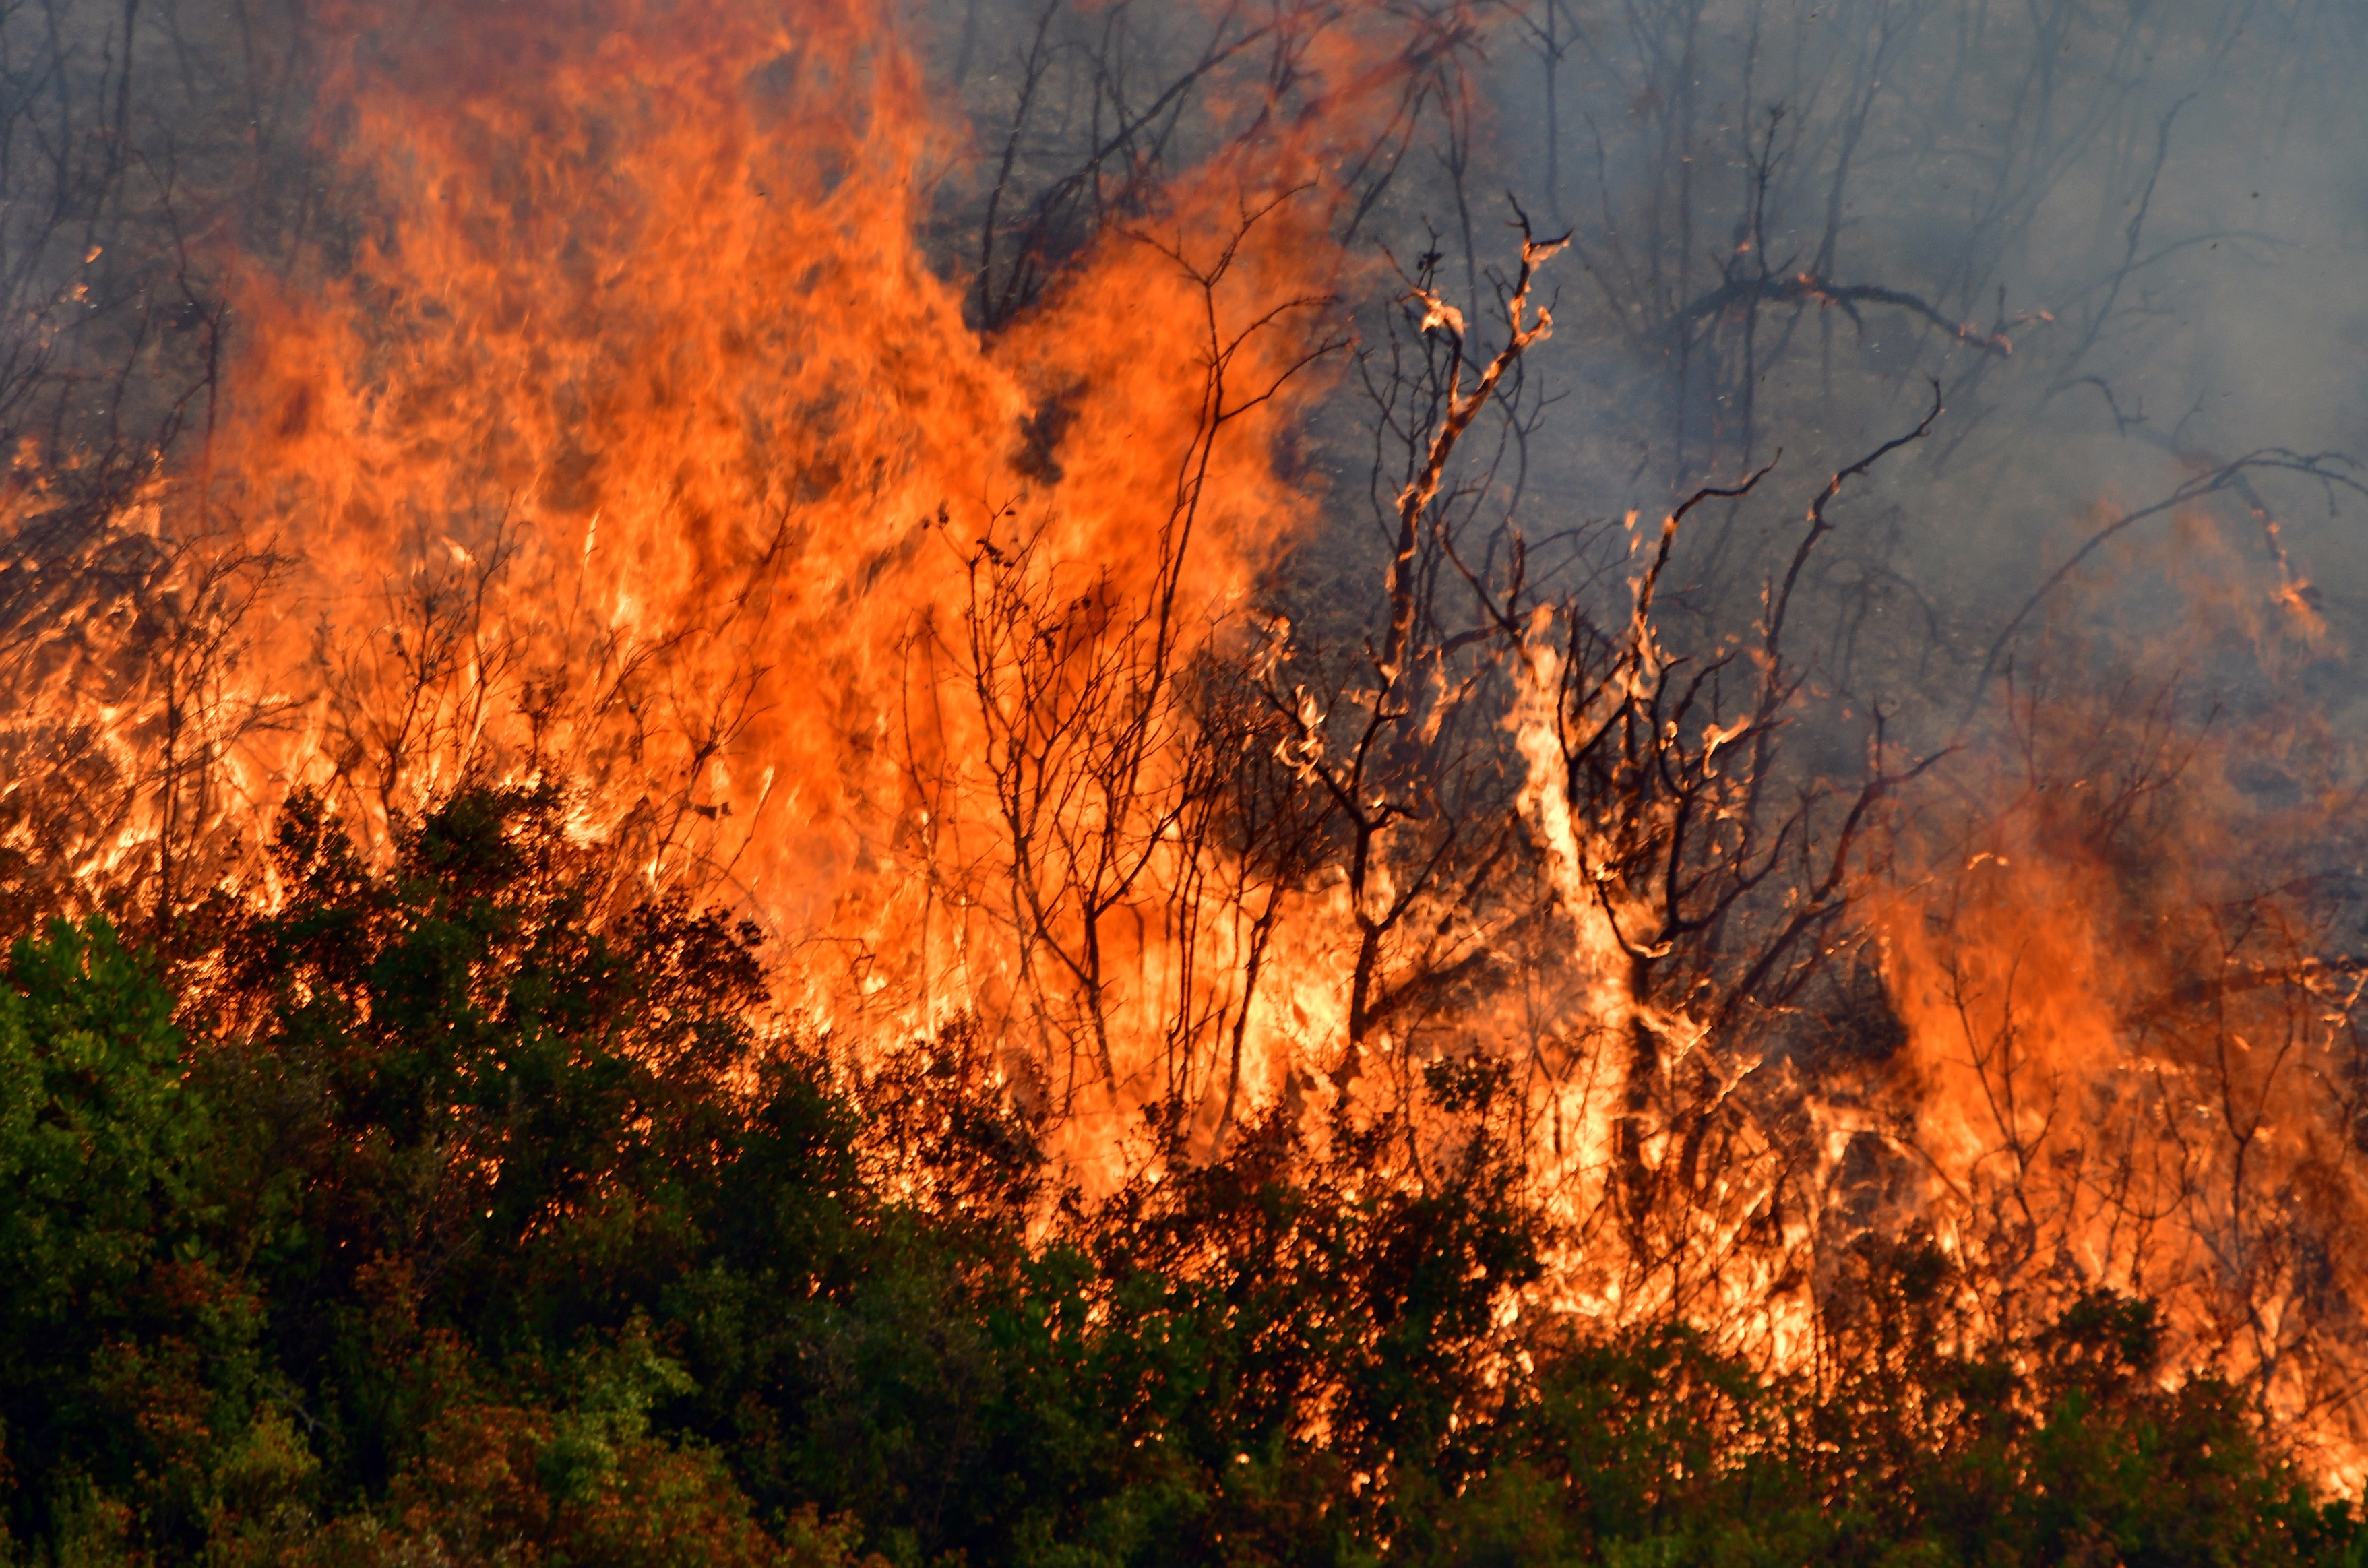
[0,787,2350,1565]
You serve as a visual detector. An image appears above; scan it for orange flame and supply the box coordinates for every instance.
[121,0,1442,1184]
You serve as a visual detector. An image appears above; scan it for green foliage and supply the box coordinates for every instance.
[0,916,197,1321]
[0,916,288,1559]
[0,786,2355,1565]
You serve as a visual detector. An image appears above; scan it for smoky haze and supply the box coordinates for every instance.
[928,0,2367,875]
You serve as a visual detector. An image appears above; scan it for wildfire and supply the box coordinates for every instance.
[1,0,2363,1488]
